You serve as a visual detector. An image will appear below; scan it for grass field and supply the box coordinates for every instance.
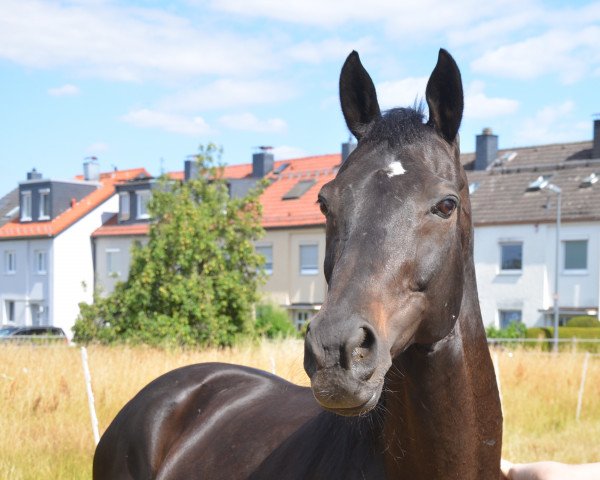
[0,341,598,479]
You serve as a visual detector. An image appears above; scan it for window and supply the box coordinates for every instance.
[106,249,120,277]
[4,251,16,274]
[499,310,522,329]
[500,243,522,271]
[21,191,32,221]
[35,251,47,274]
[564,240,587,271]
[256,245,273,275]
[136,190,151,219]
[5,300,15,322]
[300,244,319,275]
[119,192,130,221]
[39,189,50,220]
[294,311,312,330]
[283,180,316,200]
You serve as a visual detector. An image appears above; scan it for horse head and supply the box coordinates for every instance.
[304,49,472,416]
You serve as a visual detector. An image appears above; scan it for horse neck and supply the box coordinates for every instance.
[380,254,503,479]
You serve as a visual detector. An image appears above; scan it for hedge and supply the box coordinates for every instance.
[525,327,600,352]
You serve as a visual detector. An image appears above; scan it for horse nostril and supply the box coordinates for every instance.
[352,327,376,361]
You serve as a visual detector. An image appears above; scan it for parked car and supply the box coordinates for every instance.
[0,326,68,344]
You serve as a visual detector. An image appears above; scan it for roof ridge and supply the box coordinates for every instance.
[462,139,592,156]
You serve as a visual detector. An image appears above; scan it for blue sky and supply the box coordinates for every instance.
[1,0,599,195]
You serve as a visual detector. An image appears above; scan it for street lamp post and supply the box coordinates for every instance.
[544,183,562,353]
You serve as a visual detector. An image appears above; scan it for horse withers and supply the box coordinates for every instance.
[93,49,503,480]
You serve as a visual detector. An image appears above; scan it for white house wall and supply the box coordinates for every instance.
[474,221,600,328]
[50,196,119,338]
[0,238,52,325]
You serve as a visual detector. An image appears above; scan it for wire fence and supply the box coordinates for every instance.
[487,337,600,353]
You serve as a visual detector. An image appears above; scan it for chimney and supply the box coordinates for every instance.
[341,138,357,163]
[83,156,100,181]
[184,157,198,181]
[252,146,274,178]
[593,117,600,159]
[475,128,498,170]
[27,168,42,180]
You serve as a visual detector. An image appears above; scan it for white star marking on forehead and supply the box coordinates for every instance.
[386,161,406,177]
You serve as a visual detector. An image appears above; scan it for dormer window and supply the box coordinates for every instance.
[136,190,151,219]
[20,191,32,221]
[119,192,130,221]
[39,189,50,220]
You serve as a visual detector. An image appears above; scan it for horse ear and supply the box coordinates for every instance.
[425,49,463,144]
[339,51,381,140]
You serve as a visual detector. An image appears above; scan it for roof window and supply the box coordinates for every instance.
[282,180,316,200]
[273,163,290,175]
[526,175,553,192]
[580,173,599,188]
[469,182,480,194]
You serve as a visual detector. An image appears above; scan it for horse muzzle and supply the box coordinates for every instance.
[304,317,391,416]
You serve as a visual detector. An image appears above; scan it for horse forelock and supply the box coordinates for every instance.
[363,106,428,147]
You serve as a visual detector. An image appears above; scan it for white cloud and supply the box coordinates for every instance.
[48,84,80,96]
[160,79,294,112]
[219,113,287,133]
[464,81,519,119]
[471,26,600,83]
[121,109,213,136]
[288,37,374,64]
[376,77,429,110]
[272,145,309,160]
[515,101,588,145]
[209,0,533,41]
[0,0,276,82]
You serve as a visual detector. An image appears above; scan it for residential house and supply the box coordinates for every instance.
[466,119,600,328]
[92,119,600,330]
[92,148,346,329]
[0,160,148,337]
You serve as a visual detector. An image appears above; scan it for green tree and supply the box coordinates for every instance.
[74,144,266,346]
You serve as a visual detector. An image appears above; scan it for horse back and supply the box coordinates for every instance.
[93,363,324,479]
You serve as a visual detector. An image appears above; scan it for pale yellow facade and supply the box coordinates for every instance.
[255,226,328,328]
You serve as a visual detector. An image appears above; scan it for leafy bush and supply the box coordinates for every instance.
[526,327,551,340]
[566,316,600,328]
[73,144,266,347]
[486,322,528,339]
[255,304,298,339]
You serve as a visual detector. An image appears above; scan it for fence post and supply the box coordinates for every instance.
[492,351,503,413]
[81,346,100,445]
[576,352,590,421]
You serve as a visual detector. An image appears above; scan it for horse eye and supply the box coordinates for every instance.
[432,198,457,218]
[318,198,328,216]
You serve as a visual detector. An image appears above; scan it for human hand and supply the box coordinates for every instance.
[501,460,600,480]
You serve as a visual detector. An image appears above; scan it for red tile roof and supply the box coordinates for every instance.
[92,214,150,237]
[261,155,340,228]
[0,169,149,239]
[93,154,341,237]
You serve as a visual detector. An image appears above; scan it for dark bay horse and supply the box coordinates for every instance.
[93,49,504,480]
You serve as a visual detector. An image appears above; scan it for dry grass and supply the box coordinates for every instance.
[495,348,600,464]
[0,342,598,479]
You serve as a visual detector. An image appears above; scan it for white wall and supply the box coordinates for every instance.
[0,238,52,325]
[474,221,600,328]
[50,196,119,338]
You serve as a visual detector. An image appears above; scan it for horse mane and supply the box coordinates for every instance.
[364,104,428,147]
